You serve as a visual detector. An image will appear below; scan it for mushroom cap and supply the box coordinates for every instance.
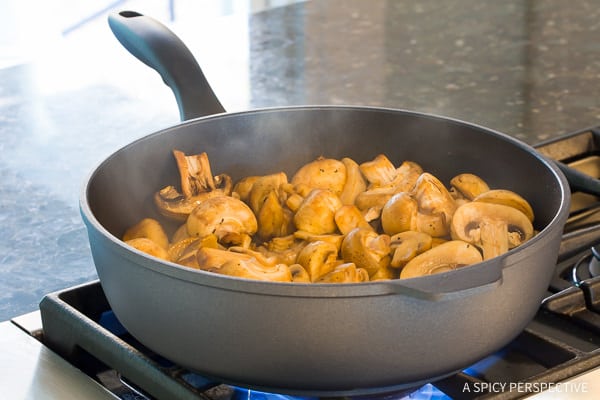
[316,263,370,283]
[186,196,258,242]
[450,173,490,200]
[291,157,347,195]
[339,157,367,205]
[341,228,391,277]
[293,189,343,234]
[125,237,170,260]
[450,201,534,259]
[123,218,169,250]
[381,192,418,235]
[389,230,433,268]
[399,240,483,279]
[214,259,292,282]
[473,189,535,222]
[296,240,339,282]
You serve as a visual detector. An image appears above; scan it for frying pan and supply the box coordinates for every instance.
[80,11,571,396]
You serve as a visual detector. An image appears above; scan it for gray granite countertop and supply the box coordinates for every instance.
[2,0,600,321]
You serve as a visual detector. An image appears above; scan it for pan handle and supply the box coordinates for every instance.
[383,264,503,301]
[108,11,226,121]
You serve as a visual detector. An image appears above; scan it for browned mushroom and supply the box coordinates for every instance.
[412,172,457,237]
[212,259,292,282]
[399,240,483,278]
[123,218,169,250]
[125,237,170,260]
[289,264,311,282]
[293,189,343,234]
[334,204,373,234]
[291,157,347,196]
[296,240,339,282]
[360,154,397,187]
[316,263,370,283]
[389,231,433,268]
[473,189,535,222]
[341,228,391,277]
[339,157,367,205]
[154,150,232,221]
[186,196,258,247]
[450,202,534,260]
[381,192,418,235]
[450,173,490,201]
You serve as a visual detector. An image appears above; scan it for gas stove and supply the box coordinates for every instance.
[7,127,600,400]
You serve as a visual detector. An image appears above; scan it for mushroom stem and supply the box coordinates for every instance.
[479,219,509,260]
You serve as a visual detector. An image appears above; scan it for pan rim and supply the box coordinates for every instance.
[80,104,571,298]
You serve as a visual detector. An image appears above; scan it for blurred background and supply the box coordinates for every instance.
[2,0,600,321]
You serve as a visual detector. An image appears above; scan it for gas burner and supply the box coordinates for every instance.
[568,246,600,286]
[570,253,596,286]
[589,246,600,277]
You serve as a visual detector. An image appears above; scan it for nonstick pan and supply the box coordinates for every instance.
[80,11,571,396]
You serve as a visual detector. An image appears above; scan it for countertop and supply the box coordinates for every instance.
[2,0,600,321]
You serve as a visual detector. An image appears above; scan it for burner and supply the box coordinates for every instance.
[590,246,600,277]
[570,254,596,285]
[570,246,600,286]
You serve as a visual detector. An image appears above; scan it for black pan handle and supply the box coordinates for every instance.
[108,11,226,121]
[554,160,600,197]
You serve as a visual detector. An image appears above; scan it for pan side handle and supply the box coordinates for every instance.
[108,11,226,121]
[383,264,503,301]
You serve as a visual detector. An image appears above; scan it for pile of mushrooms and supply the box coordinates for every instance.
[122,150,535,283]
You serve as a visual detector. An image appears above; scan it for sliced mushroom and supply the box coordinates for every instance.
[296,240,339,282]
[293,189,343,234]
[341,228,391,277]
[228,246,279,267]
[375,160,423,193]
[212,259,292,282]
[389,231,433,268]
[293,231,345,251]
[169,236,204,263]
[291,157,347,196]
[123,218,169,250]
[257,235,307,265]
[285,192,305,212]
[125,237,170,260]
[355,187,394,215]
[171,223,190,243]
[154,151,232,221]
[153,186,223,221]
[232,175,260,202]
[187,196,257,246]
[473,189,535,222]
[390,161,423,192]
[370,265,397,280]
[450,173,490,201]
[339,157,367,205]
[289,264,311,282]
[255,190,294,240]
[451,202,534,260]
[316,263,370,283]
[360,154,397,187]
[196,246,254,270]
[173,150,215,197]
[334,204,373,235]
[247,172,288,212]
[412,173,457,237]
[399,240,483,279]
[381,192,418,235]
